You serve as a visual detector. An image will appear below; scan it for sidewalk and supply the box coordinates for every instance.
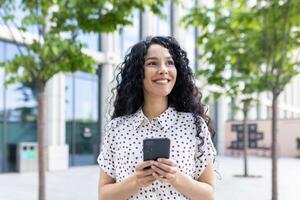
[214,156,300,200]
[0,156,299,200]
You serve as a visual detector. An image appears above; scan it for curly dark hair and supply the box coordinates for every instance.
[111,36,215,139]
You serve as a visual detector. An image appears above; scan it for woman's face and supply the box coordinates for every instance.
[143,44,177,98]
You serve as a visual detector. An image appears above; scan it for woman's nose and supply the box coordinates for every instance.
[158,64,168,74]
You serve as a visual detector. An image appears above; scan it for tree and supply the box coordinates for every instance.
[0,2,94,200]
[0,1,167,200]
[257,2,300,199]
[183,0,266,177]
[183,0,300,199]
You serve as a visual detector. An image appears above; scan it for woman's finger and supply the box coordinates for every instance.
[136,160,153,171]
[153,161,176,174]
[152,172,168,183]
[151,165,168,177]
[136,168,154,178]
[157,158,177,167]
[143,174,156,183]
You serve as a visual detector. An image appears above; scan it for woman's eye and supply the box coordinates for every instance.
[167,60,174,65]
[148,62,156,66]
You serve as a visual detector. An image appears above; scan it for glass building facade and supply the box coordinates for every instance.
[65,72,99,166]
[0,41,38,172]
[0,40,100,171]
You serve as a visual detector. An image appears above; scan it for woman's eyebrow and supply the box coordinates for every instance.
[145,56,173,61]
[145,57,158,61]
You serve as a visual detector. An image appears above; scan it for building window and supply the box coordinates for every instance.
[65,71,99,166]
[256,103,261,120]
[156,0,171,36]
[1,1,38,35]
[77,32,99,51]
[267,92,271,100]
[284,110,287,119]
[283,89,288,104]
[118,9,140,58]
[228,98,235,120]
[0,40,37,172]
[267,106,272,119]
[182,0,196,72]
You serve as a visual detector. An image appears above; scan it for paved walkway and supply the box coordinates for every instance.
[0,156,299,200]
[214,156,300,200]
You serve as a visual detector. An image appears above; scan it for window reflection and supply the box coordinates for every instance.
[0,67,4,173]
[65,72,98,121]
[157,0,171,36]
[0,0,38,35]
[77,31,99,51]
[118,9,140,57]
[182,0,196,72]
[65,71,98,166]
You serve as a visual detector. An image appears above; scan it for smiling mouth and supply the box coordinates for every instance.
[154,79,170,84]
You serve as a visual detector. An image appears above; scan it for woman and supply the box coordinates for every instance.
[98,36,217,200]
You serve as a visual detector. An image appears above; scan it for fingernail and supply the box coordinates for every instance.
[158,158,162,162]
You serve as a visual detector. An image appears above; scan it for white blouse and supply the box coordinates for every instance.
[97,106,217,200]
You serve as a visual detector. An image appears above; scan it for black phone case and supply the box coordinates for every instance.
[143,138,170,161]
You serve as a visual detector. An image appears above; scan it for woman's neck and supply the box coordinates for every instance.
[142,96,168,121]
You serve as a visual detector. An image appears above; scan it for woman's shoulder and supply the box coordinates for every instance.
[175,110,204,120]
[105,115,128,131]
[106,112,139,130]
[175,110,207,127]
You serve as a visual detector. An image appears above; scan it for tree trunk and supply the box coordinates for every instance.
[37,81,46,200]
[271,91,279,200]
[243,108,248,177]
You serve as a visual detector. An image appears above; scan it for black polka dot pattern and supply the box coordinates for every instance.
[97,106,217,199]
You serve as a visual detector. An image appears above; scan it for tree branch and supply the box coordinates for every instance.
[0,9,25,56]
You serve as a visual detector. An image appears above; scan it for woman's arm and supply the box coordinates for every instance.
[98,161,156,200]
[151,159,215,200]
[98,169,139,200]
[172,160,215,200]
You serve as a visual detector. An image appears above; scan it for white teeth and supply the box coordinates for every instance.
[154,80,168,84]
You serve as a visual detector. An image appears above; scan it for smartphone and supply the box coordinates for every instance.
[143,138,170,161]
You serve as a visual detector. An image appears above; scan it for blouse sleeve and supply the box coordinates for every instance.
[194,116,217,179]
[97,120,117,179]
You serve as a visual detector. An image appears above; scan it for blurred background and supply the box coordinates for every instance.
[0,0,299,200]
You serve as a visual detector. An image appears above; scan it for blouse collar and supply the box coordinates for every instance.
[132,106,177,131]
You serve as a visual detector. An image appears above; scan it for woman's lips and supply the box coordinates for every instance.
[153,79,170,84]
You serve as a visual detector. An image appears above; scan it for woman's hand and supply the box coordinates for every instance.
[133,160,156,189]
[151,158,182,185]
